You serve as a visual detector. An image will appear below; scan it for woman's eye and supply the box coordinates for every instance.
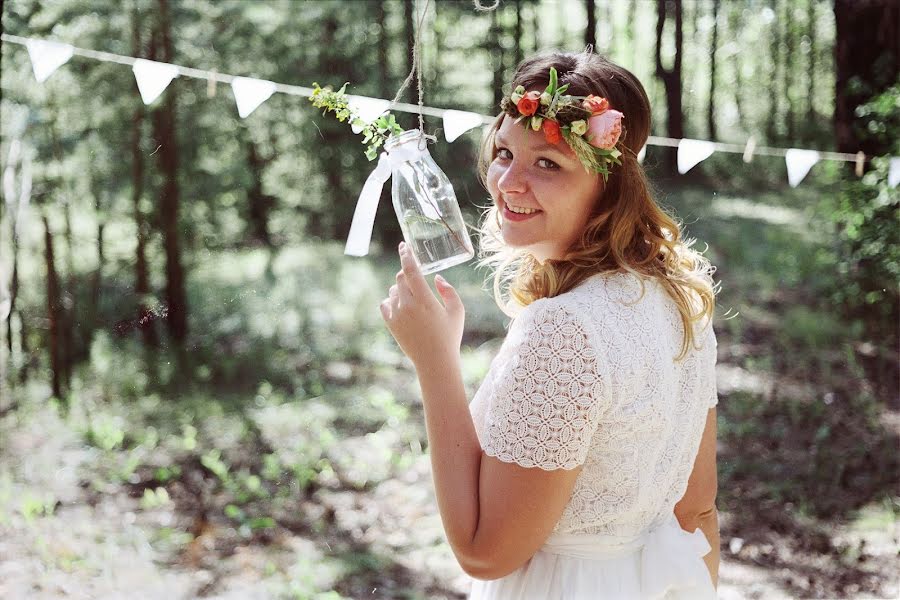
[537,158,560,170]
[496,147,558,171]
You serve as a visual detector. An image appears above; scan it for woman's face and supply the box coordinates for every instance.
[486,113,605,264]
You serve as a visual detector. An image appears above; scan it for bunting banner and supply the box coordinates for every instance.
[132,58,179,105]
[888,157,900,188]
[25,39,73,83]
[677,139,716,174]
[442,110,486,143]
[231,76,276,118]
[347,96,391,134]
[637,144,647,164]
[785,149,820,188]
[6,33,893,191]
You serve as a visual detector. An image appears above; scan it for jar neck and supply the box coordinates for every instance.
[385,129,427,152]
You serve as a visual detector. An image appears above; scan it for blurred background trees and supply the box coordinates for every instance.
[0,1,897,596]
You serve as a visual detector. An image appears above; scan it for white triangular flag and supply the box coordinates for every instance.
[677,139,715,174]
[888,157,900,188]
[443,110,485,143]
[785,148,820,188]
[132,58,179,105]
[347,96,391,134]
[637,144,647,164]
[25,39,74,83]
[231,76,276,118]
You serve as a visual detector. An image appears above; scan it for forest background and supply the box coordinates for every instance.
[0,0,898,598]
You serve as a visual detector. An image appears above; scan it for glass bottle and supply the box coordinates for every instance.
[384,130,475,275]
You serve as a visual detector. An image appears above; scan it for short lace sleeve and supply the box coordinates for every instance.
[482,301,609,471]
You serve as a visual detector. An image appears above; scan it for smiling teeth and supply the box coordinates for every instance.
[508,204,539,214]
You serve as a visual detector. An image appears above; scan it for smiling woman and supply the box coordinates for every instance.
[380,47,721,600]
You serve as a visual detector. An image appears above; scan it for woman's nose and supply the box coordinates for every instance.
[497,161,527,195]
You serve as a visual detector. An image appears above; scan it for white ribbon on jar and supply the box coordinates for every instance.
[344,142,440,257]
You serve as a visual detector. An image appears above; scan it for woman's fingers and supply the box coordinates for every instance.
[399,242,430,299]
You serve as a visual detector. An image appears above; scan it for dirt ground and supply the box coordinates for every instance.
[1,383,897,600]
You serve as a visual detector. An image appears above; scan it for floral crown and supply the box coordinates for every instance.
[500,67,625,181]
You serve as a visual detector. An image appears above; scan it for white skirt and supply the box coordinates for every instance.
[467,513,717,600]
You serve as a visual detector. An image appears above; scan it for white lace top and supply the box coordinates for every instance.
[468,271,718,536]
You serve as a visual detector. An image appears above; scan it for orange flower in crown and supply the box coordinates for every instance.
[502,67,625,181]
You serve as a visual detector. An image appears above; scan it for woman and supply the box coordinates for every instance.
[380,48,720,599]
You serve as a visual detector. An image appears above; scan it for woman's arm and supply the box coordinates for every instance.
[674,407,719,588]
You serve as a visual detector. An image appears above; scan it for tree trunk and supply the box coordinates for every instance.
[89,185,104,344]
[132,5,158,348]
[783,0,795,141]
[404,0,420,105]
[376,0,390,99]
[585,0,597,50]
[707,0,720,141]
[246,140,274,246]
[807,0,817,122]
[655,0,684,175]
[766,0,781,143]
[43,214,62,400]
[153,0,188,343]
[834,0,898,157]
[728,3,747,132]
[490,6,505,111]
[628,0,637,67]
[513,0,523,69]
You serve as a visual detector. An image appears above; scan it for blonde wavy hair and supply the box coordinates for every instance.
[474,50,720,362]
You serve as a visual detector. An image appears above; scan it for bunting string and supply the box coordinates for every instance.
[3,32,898,190]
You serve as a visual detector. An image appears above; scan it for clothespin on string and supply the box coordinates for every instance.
[742,136,756,163]
[854,151,865,177]
[207,69,217,98]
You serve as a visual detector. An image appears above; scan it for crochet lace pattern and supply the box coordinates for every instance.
[469,272,718,535]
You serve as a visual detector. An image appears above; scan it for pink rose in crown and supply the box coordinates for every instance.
[585,109,624,149]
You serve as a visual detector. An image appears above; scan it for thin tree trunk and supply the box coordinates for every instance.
[707,0,720,141]
[43,214,62,400]
[61,202,74,387]
[246,140,273,246]
[766,0,780,143]
[404,0,420,105]
[513,0,523,69]
[728,3,747,132]
[783,0,795,141]
[89,185,104,342]
[585,0,597,50]
[153,0,188,343]
[491,6,505,111]
[628,0,637,67]
[376,0,390,99]
[531,2,540,53]
[807,0,817,122]
[655,0,684,174]
[132,5,157,348]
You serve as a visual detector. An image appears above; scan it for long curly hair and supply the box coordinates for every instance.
[474,49,719,362]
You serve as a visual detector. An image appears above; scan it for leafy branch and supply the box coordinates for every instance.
[309,82,403,160]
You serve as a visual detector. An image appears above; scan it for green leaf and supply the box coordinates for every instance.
[547,67,558,96]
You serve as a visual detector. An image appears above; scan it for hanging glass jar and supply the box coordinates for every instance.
[384,130,475,275]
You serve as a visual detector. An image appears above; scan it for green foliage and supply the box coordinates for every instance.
[309,82,403,161]
[819,85,900,345]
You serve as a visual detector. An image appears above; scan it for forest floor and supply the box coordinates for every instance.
[1,185,898,599]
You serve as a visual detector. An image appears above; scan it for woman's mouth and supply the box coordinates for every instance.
[501,200,542,222]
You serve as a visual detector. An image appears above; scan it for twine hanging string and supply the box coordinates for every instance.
[386,0,467,253]
[390,0,433,148]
